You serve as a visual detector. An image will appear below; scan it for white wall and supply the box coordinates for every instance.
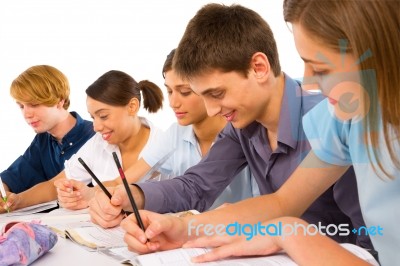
[0,0,303,170]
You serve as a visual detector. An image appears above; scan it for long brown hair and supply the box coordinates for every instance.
[283,0,400,179]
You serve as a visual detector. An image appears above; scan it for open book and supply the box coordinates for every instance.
[110,243,379,266]
[50,220,127,251]
[0,200,58,217]
[49,209,199,253]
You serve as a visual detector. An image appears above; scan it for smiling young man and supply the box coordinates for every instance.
[89,3,371,249]
[0,65,95,212]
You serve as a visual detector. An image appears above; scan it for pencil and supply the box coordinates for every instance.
[78,157,127,216]
[112,152,146,232]
[78,157,113,198]
[0,176,10,213]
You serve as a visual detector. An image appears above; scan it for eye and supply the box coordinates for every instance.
[312,69,329,77]
[99,115,108,120]
[210,91,225,99]
[180,90,192,97]
[166,89,172,95]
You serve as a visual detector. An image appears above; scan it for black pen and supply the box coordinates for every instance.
[78,157,128,217]
[112,152,146,232]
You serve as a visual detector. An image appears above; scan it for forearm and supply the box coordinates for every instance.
[16,171,66,209]
[274,217,371,266]
[17,180,58,208]
[182,161,348,239]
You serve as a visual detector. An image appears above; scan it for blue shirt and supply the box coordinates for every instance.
[1,112,95,193]
[141,123,260,209]
[138,74,372,247]
[304,99,400,265]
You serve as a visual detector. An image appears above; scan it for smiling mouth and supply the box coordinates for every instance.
[223,111,235,121]
[102,132,112,141]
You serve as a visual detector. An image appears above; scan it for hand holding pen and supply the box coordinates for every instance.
[0,176,11,213]
[111,152,146,233]
[78,157,128,218]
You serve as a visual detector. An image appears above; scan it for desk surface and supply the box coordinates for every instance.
[0,208,126,266]
[31,235,121,266]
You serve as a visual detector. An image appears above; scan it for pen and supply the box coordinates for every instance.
[112,152,146,233]
[0,176,10,213]
[78,157,128,217]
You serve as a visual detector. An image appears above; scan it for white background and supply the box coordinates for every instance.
[0,0,303,170]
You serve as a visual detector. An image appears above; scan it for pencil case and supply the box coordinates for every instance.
[0,221,58,266]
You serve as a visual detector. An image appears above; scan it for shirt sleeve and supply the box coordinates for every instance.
[302,99,352,166]
[137,123,248,213]
[0,137,47,193]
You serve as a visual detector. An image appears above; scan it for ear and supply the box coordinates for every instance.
[250,52,271,81]
[128,98,140,115]
[57,99,65,109]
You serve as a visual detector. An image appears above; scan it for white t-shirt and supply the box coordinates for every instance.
[64,117,162,185]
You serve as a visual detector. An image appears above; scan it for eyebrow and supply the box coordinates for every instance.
[200,87,222,96]
[301,52,335,68]
[93,108,110,115]
[164,83,191,89]
[300,57,325,64]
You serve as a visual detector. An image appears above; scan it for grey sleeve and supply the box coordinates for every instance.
[138,124,247,213]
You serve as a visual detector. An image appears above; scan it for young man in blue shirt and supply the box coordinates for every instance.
[0,65,94,212]
[89,4,371,249]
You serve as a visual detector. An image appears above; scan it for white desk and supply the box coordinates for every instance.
[0,208,126,266]
[31,235,120,266]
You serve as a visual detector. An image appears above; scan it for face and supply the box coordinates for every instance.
[17,101,65,134]
[164,69,208,126]
[189,69,267,129]
[292,23,369,121]
[86,96,134,145]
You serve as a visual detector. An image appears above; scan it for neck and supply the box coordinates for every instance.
[49,111,76,142]
[119,117,149,154]
[259,73,285,134]
[192,115,226,156]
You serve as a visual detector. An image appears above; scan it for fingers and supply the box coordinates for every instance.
[183,234,232,249]
[191,245,236,263]
[88,189,124,228]
[121,210,178,253]
[56,179,83,208]
[121,213,155,254]
[4,193,18,211]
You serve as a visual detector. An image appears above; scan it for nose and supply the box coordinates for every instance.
[203,99,221,117]
[22,106,34,119]
[168,91,181,109]
[92,118,104,132]
[302,68,322,93]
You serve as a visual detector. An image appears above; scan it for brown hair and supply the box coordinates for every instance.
[174,3,281,79]
[284,0,400,179]
[10,65,70,109]
[86,70,163,113]
[162,49,176,78]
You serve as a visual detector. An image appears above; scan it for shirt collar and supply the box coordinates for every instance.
[55,111,90,145]
[241,73,304,151]
[181,125,198,146]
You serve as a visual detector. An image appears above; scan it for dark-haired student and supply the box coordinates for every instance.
[53,70,165,209]
[56,50,259,211]
[89,3,372,251]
